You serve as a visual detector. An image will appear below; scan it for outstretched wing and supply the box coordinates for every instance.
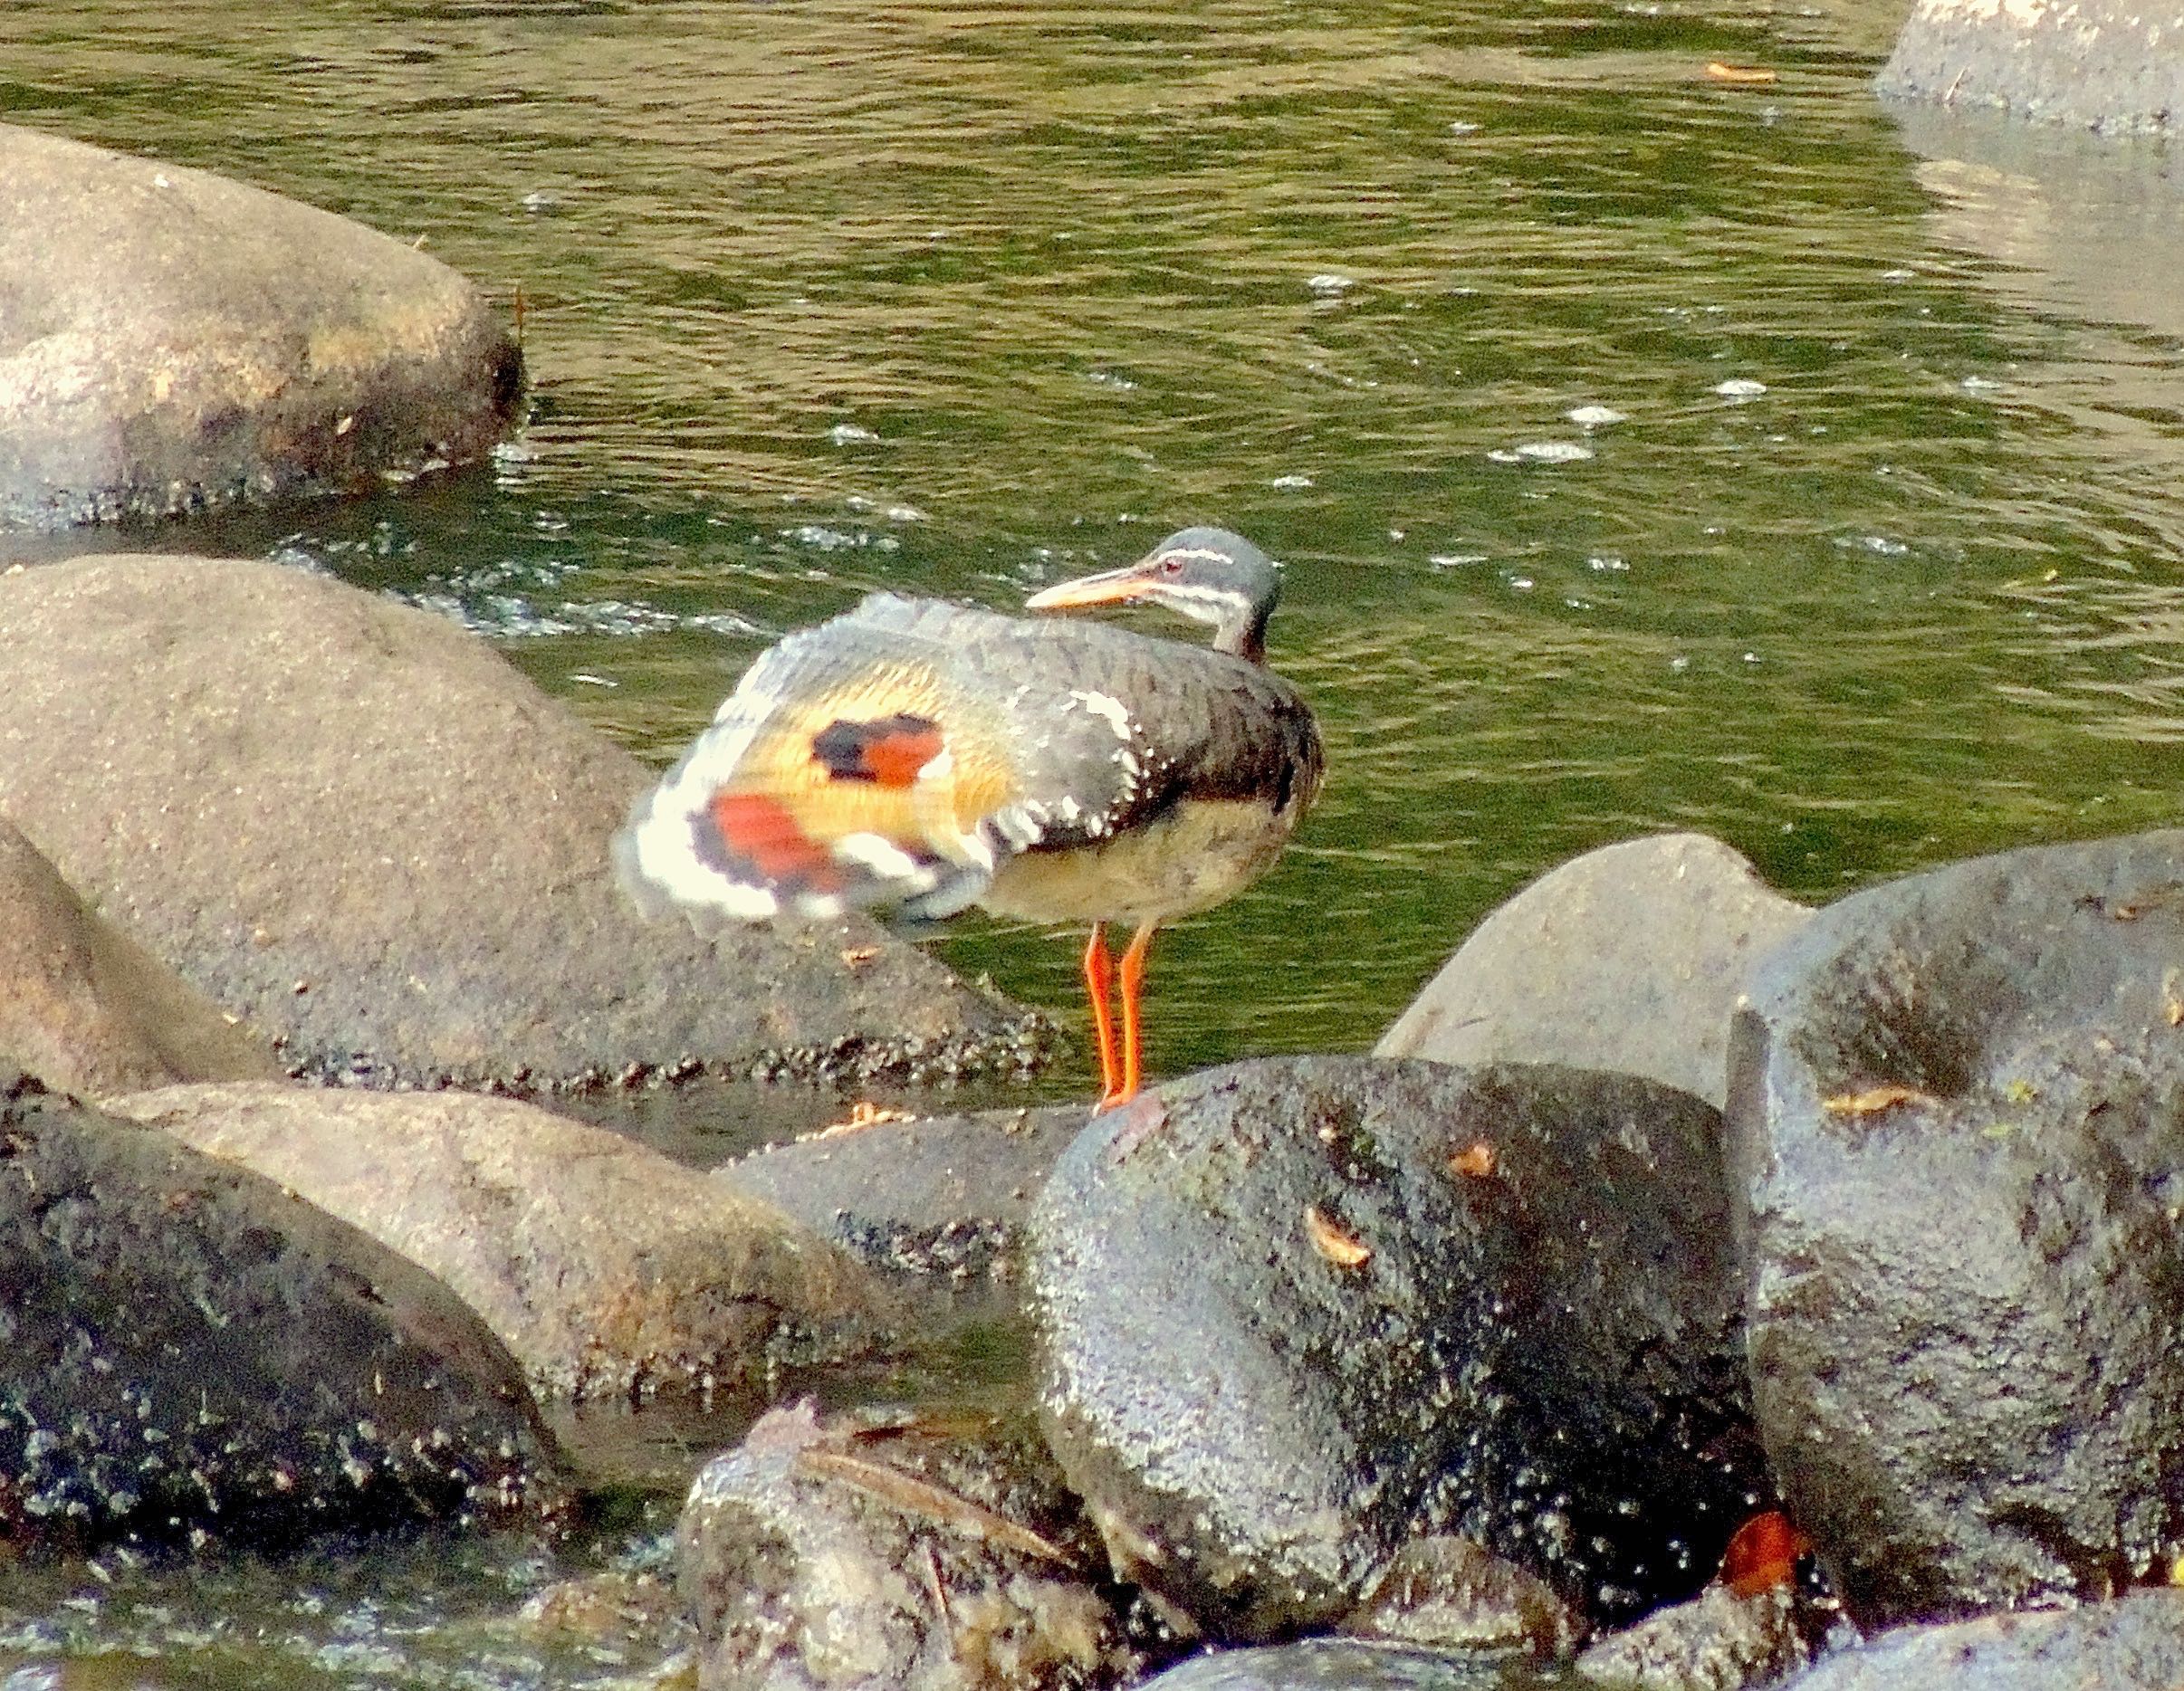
[614,594,1163,924]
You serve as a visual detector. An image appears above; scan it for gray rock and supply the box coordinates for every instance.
[1340,1535,1580,1661]
[0,555,1037,1088]
[0,816,279,1098]
[1780,1589,2184,1690]
[1727,831,2184,1627]
[104,1082,888,1400]
[1136,1640,1507,1690]
[677,1400,1140,1691]
[1032,1056,1768,1640]
[1877,0,2184,135]
[0,123,522,530]
[0,1070,566,1550]
[1376,835,1808,1110]
[1576,1584,1809,1691]
[715,1104,1090,1283]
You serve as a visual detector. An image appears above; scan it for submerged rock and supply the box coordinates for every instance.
[1135,1639,1501,1690]
[1575,1583,1810,1691]
[105,1082,888,1400]
[0,555,1035,1088]
[0,122,522,530]
[1339,1535,1580,1661]
[1728,832,2184,1626]
[0,817,278,1098]
[1779,1588,2184,1689]
[1032,1056,1768,1640]
[1376,834,1808,1110]
[0,1072,564,1550]
[676,1400,1145,1691]
[715,1103,1090,1284]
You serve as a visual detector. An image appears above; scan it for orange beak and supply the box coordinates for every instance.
[1024,564,1158,613]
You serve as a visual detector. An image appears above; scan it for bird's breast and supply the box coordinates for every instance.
[977,794,1299,925]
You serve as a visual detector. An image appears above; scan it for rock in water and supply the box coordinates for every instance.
[106,1082,891,1400]
[0,817,279,1098]
[0,122,521,529]
[1729,831,2184,1626]
[1031,1056,1768,1639]
[0,1072,564,1550]
[1876,0,2184,135]
[1377,834,1808,1110]
[0,555,1032,1087]
[1780,1589,2184,1689]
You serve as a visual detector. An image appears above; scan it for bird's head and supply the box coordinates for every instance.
[1025,528,1282,663]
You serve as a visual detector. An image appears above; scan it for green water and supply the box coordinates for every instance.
[6,0,2184,1678]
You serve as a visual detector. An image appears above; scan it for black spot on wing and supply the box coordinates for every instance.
[810,713,944,785]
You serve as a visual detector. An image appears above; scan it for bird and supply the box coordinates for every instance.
[614,526,1323,1110]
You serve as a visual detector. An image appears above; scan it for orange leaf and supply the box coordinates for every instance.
[1720,1510,1811,1596]
[1305,1206,1372,1268]
[1706,61,1777,84]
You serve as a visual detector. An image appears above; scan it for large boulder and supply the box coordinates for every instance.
[1376,835,1809,1111]
[1876,0,2184,135]
[0,122,522,530]
[1032,1056,1768,1640]
[0,816,278,1098]
[0,1071,565,1550]
[0,555,1036,1087]
[104,1082,888,1400]
[1728,832,2184,1627]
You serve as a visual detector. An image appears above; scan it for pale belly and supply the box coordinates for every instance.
[978,797,1298,926]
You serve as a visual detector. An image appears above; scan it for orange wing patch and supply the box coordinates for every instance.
[705,794,846,896]
[812,714,944,788]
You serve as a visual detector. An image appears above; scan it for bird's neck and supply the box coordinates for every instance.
[1212,609,1269,664]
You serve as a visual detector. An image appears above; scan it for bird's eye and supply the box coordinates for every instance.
[1160,557,1183,575]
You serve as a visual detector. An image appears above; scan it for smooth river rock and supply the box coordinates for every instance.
[715,1103,1090,1284]
[0,122,522,530]
[1728,831,2184,1627]
[1376,834,1808,1111]
[1779,1588,2184,1690]
[1032,1056,1769,1640]
[104,1082,886,1400]
[1876,0,2184,135]
[0,816,278,1098]
[0,554,1036,1087]
[0,1071,564,1550]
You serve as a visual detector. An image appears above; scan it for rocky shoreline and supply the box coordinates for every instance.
[4,125,2182,1691]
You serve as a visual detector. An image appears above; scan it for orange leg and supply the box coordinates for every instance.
[1081,923,1120,1103]
[1103,922,1159,1112]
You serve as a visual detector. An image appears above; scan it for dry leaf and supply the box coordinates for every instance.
[794,1448,1073,1566]
[810,1100,916,1138]
[1719,1510,1811,1596]
[1306,1205,1372,1268]
[1821,1084,1937,1117]
[1705,61,1777,83]
[2164,967,2183,1027]
[1450,1140,1498,1179]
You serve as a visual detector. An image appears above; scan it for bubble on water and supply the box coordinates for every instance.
[1269,473,1315,490]
[1670,654,1691,672]
[1429,553,1487,569]
[1960,375,2002,394]
[1508,576,1536,591]
[1881,267,1916,282]
[885,504,929,522]
[1492,441,1594,464]
[1566,405,1626,428]
[1449,120,1482,135]
[1307,273,1355,297]
[1715,378,1767,399]
[1586,554,1628,572]
[828,423,878,445]
[1085,369,1138,389]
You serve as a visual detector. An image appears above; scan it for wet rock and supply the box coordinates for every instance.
[0,554,1036,1088]
[0,123,522,530]
[1727,832,2184,1626]
[0,817,279,1098]
[103,1081,887,1400]
[1032,1056,1769,1640]
[676,1400,1144,1691]
[1575,1584,1809,1690]
[1376,835,1808,1110]
[1340,1535,1580,1660]
[1780,1587,2184,1690]
[715,1104,1089,1283]
[1877,0,2184,135]
[0,1071,565,1550]
[1135,1639,1499,1690]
